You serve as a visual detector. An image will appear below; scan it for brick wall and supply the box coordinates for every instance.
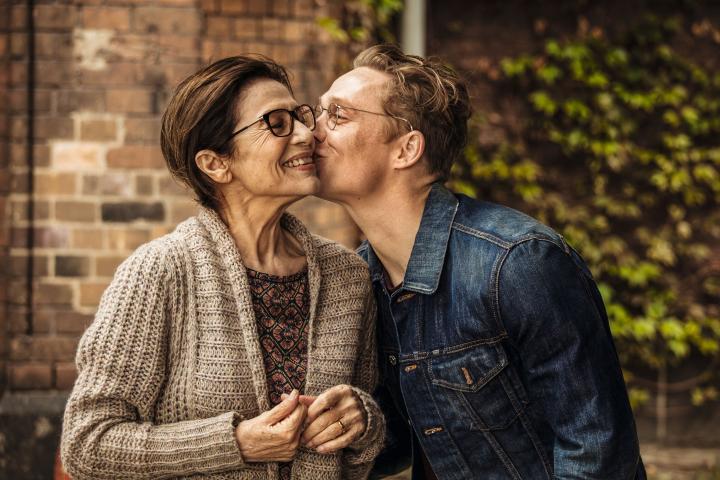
[3,0,358,394]
[0,0,11,396]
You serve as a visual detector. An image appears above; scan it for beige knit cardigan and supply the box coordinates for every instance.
[61,207,385,480]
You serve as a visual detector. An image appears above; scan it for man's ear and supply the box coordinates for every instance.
[392,130,425,170]
[195,149,232,184]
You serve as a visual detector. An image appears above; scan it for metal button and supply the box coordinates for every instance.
[388,354,397,366]
[424,426,444,436]
[404,364,417,373]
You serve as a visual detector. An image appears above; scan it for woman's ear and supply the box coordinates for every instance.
[195,149,232,184]
[392,130,425,170]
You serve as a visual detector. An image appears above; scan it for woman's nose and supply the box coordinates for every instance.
[292,118,316,146]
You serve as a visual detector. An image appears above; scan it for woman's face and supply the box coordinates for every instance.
[226,78,318,201]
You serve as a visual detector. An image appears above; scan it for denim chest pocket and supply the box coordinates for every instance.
[428,342,528,431]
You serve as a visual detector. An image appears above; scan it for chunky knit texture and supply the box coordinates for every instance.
[61,207,384,480]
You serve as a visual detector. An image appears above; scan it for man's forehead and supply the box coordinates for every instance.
[321,67,391,106]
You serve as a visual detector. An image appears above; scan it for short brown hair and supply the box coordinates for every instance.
[353,44,471,181]
[161,55,292,211]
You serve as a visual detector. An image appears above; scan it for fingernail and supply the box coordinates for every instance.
[316,446,326,453]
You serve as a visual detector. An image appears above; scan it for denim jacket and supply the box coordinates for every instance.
[360,183,645,480]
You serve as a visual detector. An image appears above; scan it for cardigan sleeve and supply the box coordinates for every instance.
[342,282,386,478]
[61,241,247,480]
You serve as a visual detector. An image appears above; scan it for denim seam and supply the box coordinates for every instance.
[516,406,554,478]
[418,361,474,478]
[451,222,512,248]
[428,352,506,393]
[454,390,522,480]
[397,333,508,362]
[494,237,572,336]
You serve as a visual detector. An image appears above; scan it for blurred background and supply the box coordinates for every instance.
[0,0,718,478]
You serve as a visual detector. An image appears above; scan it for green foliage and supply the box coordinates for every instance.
[452,16,720,400]
[316,0,404,61]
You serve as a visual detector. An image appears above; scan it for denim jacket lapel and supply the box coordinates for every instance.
[366,183,459,294]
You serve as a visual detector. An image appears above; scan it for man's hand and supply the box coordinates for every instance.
[235,389,307,462]
[299,385,367,454]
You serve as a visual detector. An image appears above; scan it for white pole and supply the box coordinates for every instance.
[401,0,426,57]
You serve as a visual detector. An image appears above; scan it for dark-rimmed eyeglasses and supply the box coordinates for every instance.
[314,103,414,132]
[228,104,316,140]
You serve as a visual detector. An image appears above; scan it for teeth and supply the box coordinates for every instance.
[284,157,313,167]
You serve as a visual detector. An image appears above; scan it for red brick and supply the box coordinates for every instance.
[133,7,201,35]
[35,116,75,140]
[246,0,268,16]
[80,281,109,306]
[34,282,74,306]
[10,335,79,361]
[107,228,151,251]
[11,5,27,31]
[8,254,48,279]
[71,228,104,249]
[35,226,70,248]
[79,63,139,87]
[80,118,118,141]
[9,363,52,390]
[56,90,106,113]
[206,16,231,38]
[233,18,258,39]
[56,312,93,334]
[220,0,247,15]
[159,176,190,196]
[125,118,160,143]
[55,362,78,390]
[272,0,293,17]
[135,175,155,195]
[35,172,77,195]
[106,88,154,114]
[35,61,74,87]
[82,6,131,31]
[200,0,220,13]
[9,199,50,223]
[34,4,77,30]
[98,172,133,196]
[260,17,283,40]
[55,200,97,222]
[96,255,125,277]
[35,33,74,60]
[107,145,165,169]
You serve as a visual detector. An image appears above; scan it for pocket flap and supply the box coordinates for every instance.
[429,343,508,392]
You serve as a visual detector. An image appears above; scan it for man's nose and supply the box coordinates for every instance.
[313,114,327,143]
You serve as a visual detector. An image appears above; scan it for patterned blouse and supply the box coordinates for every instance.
[247,267,310,480]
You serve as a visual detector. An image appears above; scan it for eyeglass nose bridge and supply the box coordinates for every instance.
[314,105,339,130]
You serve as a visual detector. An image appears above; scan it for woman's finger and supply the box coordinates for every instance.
[314,425,361,454]
[305,387,343,423]
[305,417,347,448]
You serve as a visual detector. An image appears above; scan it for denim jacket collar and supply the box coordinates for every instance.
[367,182,459,294]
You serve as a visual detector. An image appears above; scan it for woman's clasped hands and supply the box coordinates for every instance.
[234,386,367,463]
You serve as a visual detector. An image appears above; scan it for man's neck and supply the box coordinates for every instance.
[343,183,433,287]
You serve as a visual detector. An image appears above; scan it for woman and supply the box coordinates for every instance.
[61,56,384,479]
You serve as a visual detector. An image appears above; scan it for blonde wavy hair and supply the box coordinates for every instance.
[353,44,471,181]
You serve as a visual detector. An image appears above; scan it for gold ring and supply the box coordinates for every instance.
[337,419,346,434]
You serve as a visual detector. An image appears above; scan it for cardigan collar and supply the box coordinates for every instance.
[195,206,322,409]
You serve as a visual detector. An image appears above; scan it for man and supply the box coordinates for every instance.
[313,44,646,479]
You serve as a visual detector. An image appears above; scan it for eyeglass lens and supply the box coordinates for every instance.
[267,105,315,137]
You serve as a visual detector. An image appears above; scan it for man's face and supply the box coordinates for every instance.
[313,67,398,202]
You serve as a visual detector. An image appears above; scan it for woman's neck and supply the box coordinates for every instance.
[218,193,306,276]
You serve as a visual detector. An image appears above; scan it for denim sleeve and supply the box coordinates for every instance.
[497,238,642,479]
